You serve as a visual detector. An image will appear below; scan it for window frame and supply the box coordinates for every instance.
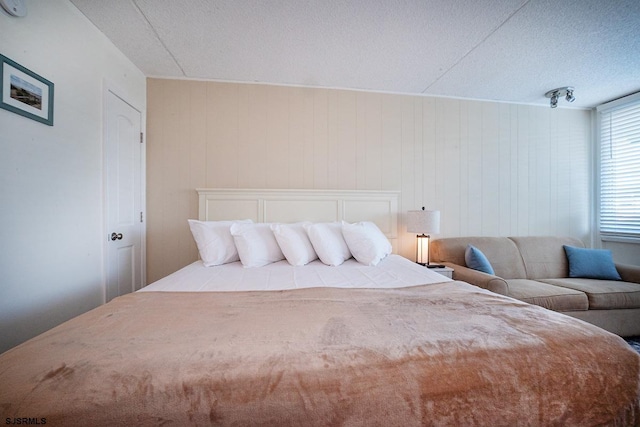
[596,91,640,243]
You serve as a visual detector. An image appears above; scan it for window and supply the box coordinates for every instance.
[598,92,640,239]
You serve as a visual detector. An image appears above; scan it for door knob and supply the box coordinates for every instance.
[110,232,123,241]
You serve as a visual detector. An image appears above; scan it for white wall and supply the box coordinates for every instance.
[603,241,640,266]
[0,0,146,353]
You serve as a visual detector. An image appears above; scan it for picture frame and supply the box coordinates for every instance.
[0,54,54,126]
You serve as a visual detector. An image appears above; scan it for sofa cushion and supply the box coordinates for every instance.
[509,236,584,279]
[540,278,640,310]
[506,279,589,312]
[563,245,622,280]
[431,237,526,279]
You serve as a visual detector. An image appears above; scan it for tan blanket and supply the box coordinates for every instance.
[1,281,639,426]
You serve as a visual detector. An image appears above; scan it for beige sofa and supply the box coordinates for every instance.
[431,236,640,337]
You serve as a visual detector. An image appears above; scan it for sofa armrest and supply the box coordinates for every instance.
[615,263,640,284]
[442,263,510,295]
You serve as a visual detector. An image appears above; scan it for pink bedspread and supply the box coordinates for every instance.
[1,281,639,426]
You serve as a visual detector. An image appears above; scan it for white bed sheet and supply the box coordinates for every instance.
[141,254,451,292]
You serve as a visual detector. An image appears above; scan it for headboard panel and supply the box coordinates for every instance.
[196,188,400,252]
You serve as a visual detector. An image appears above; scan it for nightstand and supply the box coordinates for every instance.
[427,266,453,279]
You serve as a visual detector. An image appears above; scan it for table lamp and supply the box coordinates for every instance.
[407,207,443,268]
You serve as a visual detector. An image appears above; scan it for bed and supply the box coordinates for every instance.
[1,189,639,426]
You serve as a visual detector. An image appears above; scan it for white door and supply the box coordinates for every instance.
[105,90,143,302]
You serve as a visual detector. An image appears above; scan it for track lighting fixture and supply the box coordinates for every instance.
[545,87,575,108]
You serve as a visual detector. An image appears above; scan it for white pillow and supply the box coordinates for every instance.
[230,222,285,267]
[341,221,392,266]
[304,222,352,266]
[187,219,252,266]
[271,222,318,266]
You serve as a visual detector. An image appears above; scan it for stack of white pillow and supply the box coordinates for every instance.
[188,219,392,268]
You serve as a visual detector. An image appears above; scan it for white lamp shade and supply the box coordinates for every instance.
[407,210,440,234]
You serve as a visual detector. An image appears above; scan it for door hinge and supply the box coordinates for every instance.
[140,212,144,223]
[140,132,144,144]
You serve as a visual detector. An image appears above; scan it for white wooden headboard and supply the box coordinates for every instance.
[197,188,400,252]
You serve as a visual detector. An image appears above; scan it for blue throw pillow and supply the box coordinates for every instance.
[563,245,621,280]
[465,244,495,275]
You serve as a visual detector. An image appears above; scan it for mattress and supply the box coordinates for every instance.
[141,253,451,292]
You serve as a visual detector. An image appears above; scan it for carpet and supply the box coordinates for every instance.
[626,336,640,354]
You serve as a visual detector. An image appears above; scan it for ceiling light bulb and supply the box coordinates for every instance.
[566,90,575,103]
[550,95,558,108]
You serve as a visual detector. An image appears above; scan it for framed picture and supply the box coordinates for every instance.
[0,54,54,126]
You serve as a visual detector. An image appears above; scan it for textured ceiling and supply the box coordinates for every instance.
[70,0,640,108]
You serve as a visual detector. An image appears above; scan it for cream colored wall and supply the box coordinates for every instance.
[147,79,592,283]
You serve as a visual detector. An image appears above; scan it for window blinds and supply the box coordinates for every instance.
[599,95,640,238]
